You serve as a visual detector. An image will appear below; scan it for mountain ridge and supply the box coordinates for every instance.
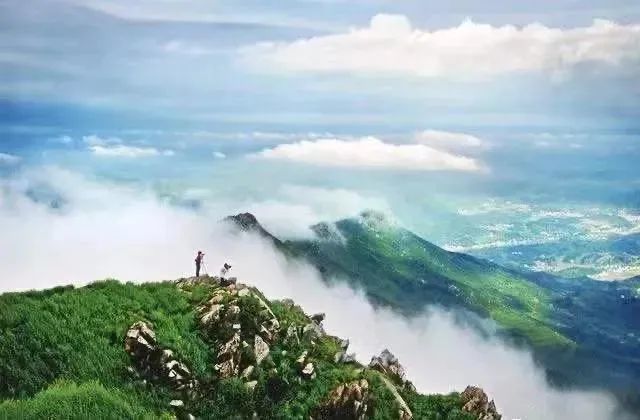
[224,211,640,402]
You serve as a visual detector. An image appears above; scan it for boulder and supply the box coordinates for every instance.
[313,379,371,420]
[303,322,324,341]
[124,321,157,356]
[124,321,197,392]
[460,386,501,420]
[254,335,270,365]
[285,324,300,344]
[245,380,258,392]
[369,349,406,385]
[334,338,356,364]
[335,351,357,364]
[200,304,223,325]
[215,333,241,378]
[169,400,184,408]
[301,362,316,380]
[241,365,255,380]
[296,350,309,367]
[311,313,325,324]
[221,276,237,287]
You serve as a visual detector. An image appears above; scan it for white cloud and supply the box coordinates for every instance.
[0,167,629,420]
[0,152,21,165]
[251,136,482,172]
[414,130,487,152]
[90,144,174,158]
[245,14,640,80]
[213,151,227,159]
[242,185,392,239]
[82,134,173,157]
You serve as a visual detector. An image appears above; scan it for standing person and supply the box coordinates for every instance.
[195,251,204,277]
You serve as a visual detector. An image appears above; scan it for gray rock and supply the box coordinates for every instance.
[296,350,308,367]
[241,365,255,379]
[245,380,258,391]
[302,322,324,341]
[200,304,223,325]
[301,362,315,379]
[335,351,357,364]
[311,313,325,324]
[254,335,270,365]
[369,349,406,385]
[286,324,300,344]
[169,399,184,408]
[315,379,370,419]
[460,386,502,420]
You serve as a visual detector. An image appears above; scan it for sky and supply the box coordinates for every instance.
[1,0,640,131]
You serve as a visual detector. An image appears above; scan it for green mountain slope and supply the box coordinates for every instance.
[226,211,640,396]
[0,277,500,420]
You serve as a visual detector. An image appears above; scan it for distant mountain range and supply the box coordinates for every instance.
[226,211,640,405]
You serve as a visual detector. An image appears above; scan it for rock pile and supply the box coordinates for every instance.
[460,386,501,420]
[196,281,281,387]
[124,321,198,417]
[313,379,371,420]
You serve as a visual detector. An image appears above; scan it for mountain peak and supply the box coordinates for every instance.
[225,212,261,231]
[223,212,283,247]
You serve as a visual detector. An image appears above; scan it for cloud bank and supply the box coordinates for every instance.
[0,166,631,420]
[252,136,482,172]
[90,144,175,157]
[246,14,640,80]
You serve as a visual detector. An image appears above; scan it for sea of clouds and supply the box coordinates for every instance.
[0,166,632,420]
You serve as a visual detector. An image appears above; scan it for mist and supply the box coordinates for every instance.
[0,167,629,420]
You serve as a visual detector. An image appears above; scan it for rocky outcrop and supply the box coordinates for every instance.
[313,379,371,420]
[189,279,282,389]
[369,349,407,386]
[124,321,197,395]
[334,338,356,364]
[460,386,501,420]
[224,212,284,247]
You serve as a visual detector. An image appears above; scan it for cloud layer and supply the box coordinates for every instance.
[414,130,487,152]
[252,136,482,171]
[0,166,629,420]
[246,14,640,80]
[82,134,175,157]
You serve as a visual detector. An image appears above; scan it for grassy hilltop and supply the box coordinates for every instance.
[0,277,498,419]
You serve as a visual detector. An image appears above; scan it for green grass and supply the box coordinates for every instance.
[0,380,170,420]
[1,279,474,419]
[0,280,211,414]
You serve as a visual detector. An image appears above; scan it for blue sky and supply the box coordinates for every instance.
[2,0,640,132]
